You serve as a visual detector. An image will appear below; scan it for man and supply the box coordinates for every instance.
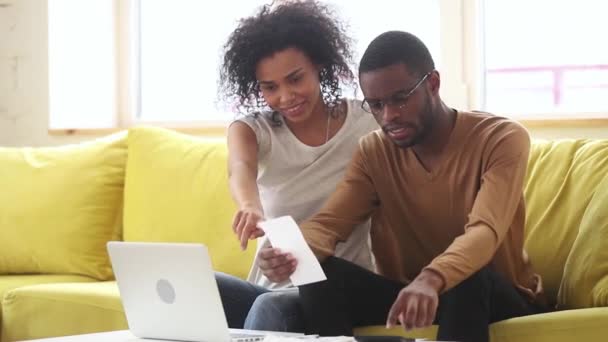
[253,31,546,342]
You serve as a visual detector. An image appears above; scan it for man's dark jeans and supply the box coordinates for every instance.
[299,257,545,342]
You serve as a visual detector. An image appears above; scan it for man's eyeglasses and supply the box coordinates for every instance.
[361,71,432,116]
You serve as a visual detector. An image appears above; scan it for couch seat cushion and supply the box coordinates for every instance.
[1,282,125,342]
[0,275,96,340]
[490,307,608,342]
[355,307,608,342]
[0,275,96,303]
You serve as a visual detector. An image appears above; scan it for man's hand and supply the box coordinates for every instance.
[257,247,297,283]
[232,207,265,250]
[386,270,444,331]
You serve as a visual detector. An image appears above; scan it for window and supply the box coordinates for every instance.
[480,0,608,118]
[134,0,441,123]
[332,0,441,99]
[48,0,116,129]
[48,0,443,129]
[48,0,608,130]
[135,0,267,124]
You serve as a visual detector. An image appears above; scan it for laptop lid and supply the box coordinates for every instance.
[107,241,234,342]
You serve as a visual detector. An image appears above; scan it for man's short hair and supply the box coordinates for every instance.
[359,31,435,77]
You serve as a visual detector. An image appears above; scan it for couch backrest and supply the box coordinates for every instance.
[0,132,127,280]
[121,132,607,298]
[122,127,256,279]
[7,129,604,301]
[523,139,608,305]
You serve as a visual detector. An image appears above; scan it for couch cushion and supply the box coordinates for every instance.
[0,133,127,280]
[558,174,608,309]
[489,307,608,342]
[355,308,608,342]
[1,282,126,342]
[0,275,96,340]
[0,275,96,302]
[123,127,254,279]
[523,139,608,304]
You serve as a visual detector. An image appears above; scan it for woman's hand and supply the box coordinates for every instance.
[233,207,265,250]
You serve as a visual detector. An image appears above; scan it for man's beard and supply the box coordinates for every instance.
[390,97,435,149]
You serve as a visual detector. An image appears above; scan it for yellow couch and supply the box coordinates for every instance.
[1,127,607,342]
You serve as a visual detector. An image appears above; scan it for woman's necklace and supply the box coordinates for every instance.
[325,112,332,144]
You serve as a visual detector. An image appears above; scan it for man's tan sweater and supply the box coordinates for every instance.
[300,111,543,301]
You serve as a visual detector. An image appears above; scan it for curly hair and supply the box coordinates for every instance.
[219,0,355,121]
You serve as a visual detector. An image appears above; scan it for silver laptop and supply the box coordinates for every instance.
[107,241,304,342]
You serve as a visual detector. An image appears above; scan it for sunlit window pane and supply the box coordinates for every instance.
[137,0,440,123]
[48,0,116,129]
[483,0,608,116]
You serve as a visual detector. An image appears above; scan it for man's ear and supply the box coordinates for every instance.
[428,70,441,96]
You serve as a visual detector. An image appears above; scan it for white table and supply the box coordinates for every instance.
[23,330,307,341]
[23,330,434,342]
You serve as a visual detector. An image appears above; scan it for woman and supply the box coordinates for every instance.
[217,0,378,332]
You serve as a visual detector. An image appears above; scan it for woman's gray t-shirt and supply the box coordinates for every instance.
[234,99,379,289]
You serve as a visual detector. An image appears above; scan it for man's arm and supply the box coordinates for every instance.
[423,124,531,292]
[300,142,379,261]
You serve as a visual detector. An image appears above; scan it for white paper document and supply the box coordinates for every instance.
[258,216,327,286]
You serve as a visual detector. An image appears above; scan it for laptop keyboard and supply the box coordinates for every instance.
[230,332,266,341]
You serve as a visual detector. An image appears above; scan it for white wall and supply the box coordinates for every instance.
[1,0,102,147]
[1,0,607,147]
